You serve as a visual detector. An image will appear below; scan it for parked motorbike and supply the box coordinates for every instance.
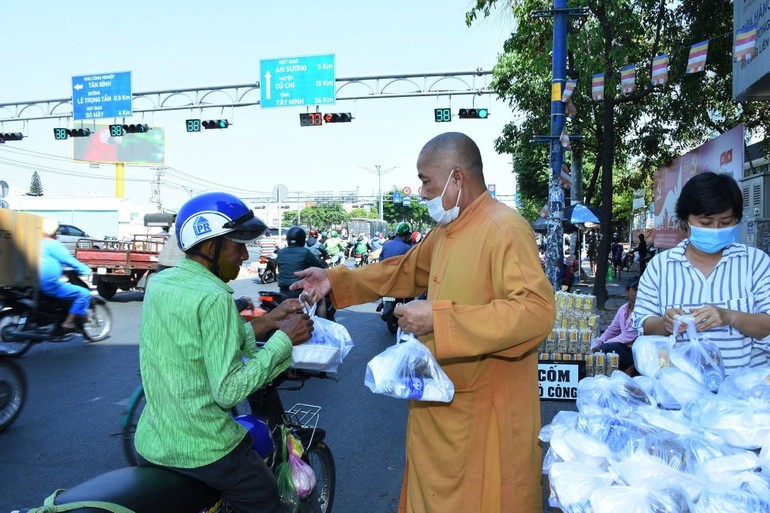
[622,246,637,272]
[0,270,112,357]
[0,351,26,432]
[257,255,278,284]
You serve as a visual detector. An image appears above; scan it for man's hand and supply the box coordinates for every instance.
[290,268,332,297]
[279,313,314,346]
[394,300,434,337]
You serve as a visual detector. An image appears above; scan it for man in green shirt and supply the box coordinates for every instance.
[136,192,313,513]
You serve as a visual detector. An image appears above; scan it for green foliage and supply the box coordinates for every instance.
[378,188,434,232]
[27,171,43,197]
[470,0,770,210]
[291,202,349,230]
[348,207,376,219]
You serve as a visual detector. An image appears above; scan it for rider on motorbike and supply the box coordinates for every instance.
[40,218,92,333]
[277,227,327,296]
[304,228,329,262]
[135,192,314,513]
[323,230,346,266]
[379,222,413,260]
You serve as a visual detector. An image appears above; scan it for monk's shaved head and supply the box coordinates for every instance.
[417,132,485,185]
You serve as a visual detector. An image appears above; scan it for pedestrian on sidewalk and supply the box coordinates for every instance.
[637,233,648,275]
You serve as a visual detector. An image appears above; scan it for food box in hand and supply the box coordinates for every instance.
[292,345,340,371]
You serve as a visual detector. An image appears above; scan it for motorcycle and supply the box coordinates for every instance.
[622,246,637,272]
[380,296,412,334]
[0,270,112,357]
[353,251,369,268]
[0,350,26,432]
[257,255,278,284]
[115,366,336,513]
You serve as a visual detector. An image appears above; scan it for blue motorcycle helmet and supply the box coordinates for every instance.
[175,192,267,279]
[175,192,267,251]
[234,415,275,458]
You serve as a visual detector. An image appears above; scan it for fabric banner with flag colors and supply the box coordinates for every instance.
[620,64,636,94]
[592,73,604,100]
[560,127,571,149]
[651,54,669,85]
[734,25,758,62]
[565,98,577,119]
[561,79,577,102]
[687,40,709,73]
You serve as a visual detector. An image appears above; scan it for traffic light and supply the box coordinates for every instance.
[323,113,352,124]
[107,124,149,136]
[299,113,323,127]
[52,128,92,140]
[458,108,489,119]
[0,132,23,143]
[202,119,230,129]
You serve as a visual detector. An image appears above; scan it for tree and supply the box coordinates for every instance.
[348,207,376,219]
[377,188,433,232]
[294,202,349,230]
[468,0,770,307]
[27,171,43,196]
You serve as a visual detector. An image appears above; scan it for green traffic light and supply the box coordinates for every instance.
[477,109,489,119]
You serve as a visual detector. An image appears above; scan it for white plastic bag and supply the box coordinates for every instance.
[292,315,353,373]
[364,331,454,402]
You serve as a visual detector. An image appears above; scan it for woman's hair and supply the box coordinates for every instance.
[675,171,743,223]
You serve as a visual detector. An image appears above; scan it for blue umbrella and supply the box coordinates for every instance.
[564,204,600,224]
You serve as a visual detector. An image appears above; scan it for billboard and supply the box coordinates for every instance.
[733,0,770,100]
[653,124,745,249]
[73,125,165,165]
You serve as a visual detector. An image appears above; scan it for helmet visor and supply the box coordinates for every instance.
[224,215,268,243]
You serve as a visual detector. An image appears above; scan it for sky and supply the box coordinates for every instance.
[0,1,520,212]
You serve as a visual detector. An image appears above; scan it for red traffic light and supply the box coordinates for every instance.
[323,113,352,124]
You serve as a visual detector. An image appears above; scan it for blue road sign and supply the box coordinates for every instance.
[392,191,402,203]
[72,71,132,121]
[260,54,335,108]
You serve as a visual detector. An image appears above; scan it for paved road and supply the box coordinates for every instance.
[0,272,407,513]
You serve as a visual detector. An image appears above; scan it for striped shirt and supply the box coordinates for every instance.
[632,240,770,374]
[135,258,292,468]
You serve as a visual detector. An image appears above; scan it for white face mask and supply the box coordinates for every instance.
[427,171,461,225]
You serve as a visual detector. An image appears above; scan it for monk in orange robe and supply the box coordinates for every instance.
[293,132,555,513]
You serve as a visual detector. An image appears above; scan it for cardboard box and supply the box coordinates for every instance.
[0,210,42,288]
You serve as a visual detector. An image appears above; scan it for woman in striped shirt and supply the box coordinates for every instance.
[633,171,770,374]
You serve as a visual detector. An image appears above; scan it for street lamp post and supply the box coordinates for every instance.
[360,165,397,220]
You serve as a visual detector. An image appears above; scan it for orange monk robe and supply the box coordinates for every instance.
[328,193,556,513]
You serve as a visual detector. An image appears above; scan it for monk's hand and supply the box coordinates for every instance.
[394,300,433,337]
[290,268,332,297]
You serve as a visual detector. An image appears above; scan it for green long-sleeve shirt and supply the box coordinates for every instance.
[135,258,292,468]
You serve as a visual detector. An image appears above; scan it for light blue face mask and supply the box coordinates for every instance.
[688,224,740,254]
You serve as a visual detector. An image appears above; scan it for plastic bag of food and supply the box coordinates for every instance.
[669,314,725,392]
[686,393,770,450]
[547,461,615,511]
[718,365,770,401]
[695,486,770,513]
[653,367,708,410]
[292,315,353,373]
[364,331,454,402]
[632,335,674,378]
[576,372,654,416]
[589,485,694,513]
[289,452,317,498]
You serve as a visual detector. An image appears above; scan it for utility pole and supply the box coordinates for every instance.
[360,165,397,221]
[532,0,588,291]
[150,167,167,212]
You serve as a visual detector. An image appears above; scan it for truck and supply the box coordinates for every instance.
[75,235,167,299]
[347,218,389,240]
[74,213,176,299]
